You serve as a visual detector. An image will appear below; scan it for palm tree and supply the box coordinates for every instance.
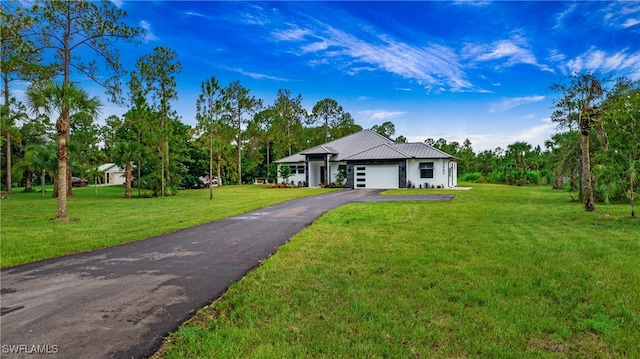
[13,143,57,197]
[112,141,144,198]
[27,81,101,219]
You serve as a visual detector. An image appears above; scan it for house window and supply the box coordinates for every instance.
[289,166,297,174]
[297,166,305,174]
[419,162,434,178]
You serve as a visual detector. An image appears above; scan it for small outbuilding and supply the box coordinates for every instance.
[274,129,457,189]
[97,163,126,186]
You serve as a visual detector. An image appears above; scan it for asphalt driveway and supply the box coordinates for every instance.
[0,189,454,359]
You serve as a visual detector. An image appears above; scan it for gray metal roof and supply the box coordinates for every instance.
[275,129,392,163]
[274,129,455,163]
[300,146,338,155]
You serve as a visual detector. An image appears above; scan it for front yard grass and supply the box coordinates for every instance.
[0,185,334,268]
[155,183,639,358]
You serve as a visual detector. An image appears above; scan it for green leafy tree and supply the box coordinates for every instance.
[371,121,395,139]
[601,77,640,217]
[309,98,343,143]
[223,80,262,185]
[112,141,144,198]
[27,81,101,216]
[1,2,52,194]
[196,76,224,199]
[329,112,362,139]
[136,47,182,196]
[551,72,607,212]
[271,89,306,157]
[26,0,140,219]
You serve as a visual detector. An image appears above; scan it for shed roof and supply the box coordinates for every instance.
[97,163,124,172]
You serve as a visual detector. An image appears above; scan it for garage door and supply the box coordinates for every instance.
[354,165,399,189]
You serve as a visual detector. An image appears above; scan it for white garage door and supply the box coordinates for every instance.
[354,165,399,189]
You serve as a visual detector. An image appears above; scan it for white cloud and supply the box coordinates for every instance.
[622,18,640,28]
[140,20,159,42]
[463,36,552,72]
[567,48,640,80]
[357,110,406,122]
[274,23,473,92]
[272,28,312,41]
[229,68,290,82]
[490,95,545,113]
[110,0,123,8]
[184,11,204,18]
[406,119,555,152]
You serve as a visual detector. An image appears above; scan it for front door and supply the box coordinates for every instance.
[320,166,326,184]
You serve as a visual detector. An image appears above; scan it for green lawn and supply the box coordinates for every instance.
[153,184,639,358]
[0,185,334,268]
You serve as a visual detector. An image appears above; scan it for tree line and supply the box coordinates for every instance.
[2,1,638,219]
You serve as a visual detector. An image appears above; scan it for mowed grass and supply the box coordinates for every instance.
[154,184,639,358]
[0,185,334,268]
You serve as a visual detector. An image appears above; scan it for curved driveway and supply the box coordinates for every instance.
[1,189,453,359]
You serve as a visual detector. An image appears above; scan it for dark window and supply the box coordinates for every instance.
[419,162,434,178]
[356,184,366,188]
[357,178,366,182]
[356,166,366,171]
[356,172,366,176]
[297,166,305,174]
[289,166,297,174]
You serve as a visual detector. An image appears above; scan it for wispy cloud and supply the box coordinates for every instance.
[229,68,290,82]
[566,48,640,80]
[273,23,473,92]
[602,2,640,29]
[622,18,640,28]
[462,35,553,73]
[140,20,159,42]
[184,11,205,18]
[110,0,122,9]
[490,95,545,112]
[453,1,491,7]
[357,110,406,122]
[272,28,312,41]
[553,3,577,29]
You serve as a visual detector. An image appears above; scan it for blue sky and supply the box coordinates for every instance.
[96,1,640,151]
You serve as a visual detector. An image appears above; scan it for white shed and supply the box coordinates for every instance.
[98,163,126,185]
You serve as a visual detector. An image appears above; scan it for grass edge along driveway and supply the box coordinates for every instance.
[153,183,639,358]
[0,185,336,268]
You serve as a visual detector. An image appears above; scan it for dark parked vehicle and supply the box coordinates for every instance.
[71,176,88,187]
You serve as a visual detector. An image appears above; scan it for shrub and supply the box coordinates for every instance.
[460,172,483,182]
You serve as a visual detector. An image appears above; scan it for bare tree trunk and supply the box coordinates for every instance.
[125,162,132,198]
[41,170,46,197]
[4,78,12,195]
[209,132,213,200]
[56,113,69,219]
[24,170,33,192]
[216,153,222,187]
[580,132,595,212]
[631,155,636,218]
[553,165,564,190]
[5,135,11,194]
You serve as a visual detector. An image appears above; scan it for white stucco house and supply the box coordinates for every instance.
[97,163,126,185]
[274,129,457,189]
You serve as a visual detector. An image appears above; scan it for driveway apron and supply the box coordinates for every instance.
[0,189,453,358]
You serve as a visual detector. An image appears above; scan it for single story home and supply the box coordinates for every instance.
[97,163,126,185]
[274,129,457,189]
